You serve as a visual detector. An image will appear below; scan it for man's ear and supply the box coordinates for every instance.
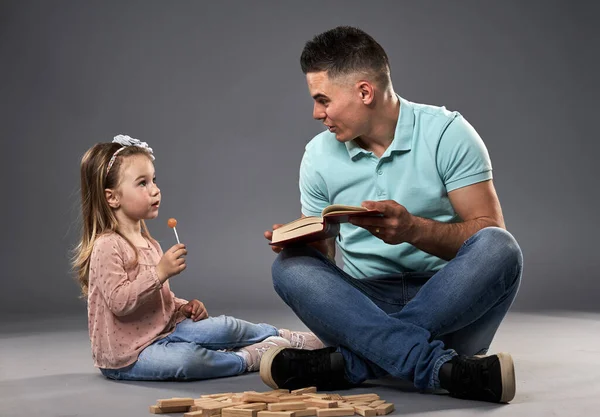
[105,189,120,209]
[357,81,375,105]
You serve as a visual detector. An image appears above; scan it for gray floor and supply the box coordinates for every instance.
[1,310,599,417]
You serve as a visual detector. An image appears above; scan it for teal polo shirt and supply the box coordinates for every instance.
[299,96,493,277]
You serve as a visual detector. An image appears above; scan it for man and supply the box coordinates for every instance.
[262,26,522,404]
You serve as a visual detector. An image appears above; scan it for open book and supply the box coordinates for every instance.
[270,204,383,246]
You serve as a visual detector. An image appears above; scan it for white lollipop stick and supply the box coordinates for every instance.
[173,227,180,244]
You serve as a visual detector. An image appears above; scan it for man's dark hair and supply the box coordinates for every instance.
[300,26,391,88]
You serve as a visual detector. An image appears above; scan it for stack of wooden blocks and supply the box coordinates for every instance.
[149,387,395,416]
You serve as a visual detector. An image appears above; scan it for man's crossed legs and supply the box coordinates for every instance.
[260,227,522,403]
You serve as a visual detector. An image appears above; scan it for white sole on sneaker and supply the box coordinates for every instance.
[497,352,516,403]
[259,346,287,389]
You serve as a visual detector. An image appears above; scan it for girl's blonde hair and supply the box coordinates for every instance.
[73,143,154,297]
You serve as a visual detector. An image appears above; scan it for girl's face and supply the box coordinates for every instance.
[112,155,161,221]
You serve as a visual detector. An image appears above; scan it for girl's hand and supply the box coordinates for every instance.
[180,299,208,321]
[157,244,187,283]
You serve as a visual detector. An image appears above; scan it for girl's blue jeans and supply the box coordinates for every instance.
[100,315,277,380]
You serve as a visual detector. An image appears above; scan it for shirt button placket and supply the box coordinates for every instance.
[375,163,386,198]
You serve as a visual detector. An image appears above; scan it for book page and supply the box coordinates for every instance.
[276,216,324,234]
[321,204,368,217]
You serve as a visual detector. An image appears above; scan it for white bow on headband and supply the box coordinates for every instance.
[112,134,155,160]
[106,134,155,174]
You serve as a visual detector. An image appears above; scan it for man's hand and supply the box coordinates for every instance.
[349,182,505,260]
[264,223,336,260]
[349,200,416,245]
[180,299,208,321]
[264,224,285,254]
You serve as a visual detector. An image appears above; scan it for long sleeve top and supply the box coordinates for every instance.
[87,232,188,369]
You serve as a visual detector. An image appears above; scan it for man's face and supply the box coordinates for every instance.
[306,71,368,143]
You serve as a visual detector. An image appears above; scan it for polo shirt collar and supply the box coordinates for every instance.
[345,95,414,160]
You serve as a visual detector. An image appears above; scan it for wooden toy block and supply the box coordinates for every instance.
[242,393,282,403]
[353,406,376,417]
[187,409,221,417]
[262,389,290,396]
[303,394,330,399]
[315,407,355,417]
[232,403,268,410]
[184,412,208,417]
[212,395,234,402]
[230,394,246,403]
[293,407,319,417]
[223,408,260,417]
[157,398,195,408]
[192,400,221,407]
[277,395,311,402]
[303,399,338,409]
[257,411,297,417]
[374,404,394,416]
[149,404,192,414]
[341,394,379,402]
[291,387,317,395]
[267,402,308,411]
[327,394,344,401]
[194,398,222,404]
[367,401,385,408]
[194,401,235,413]
[202,393,235,398]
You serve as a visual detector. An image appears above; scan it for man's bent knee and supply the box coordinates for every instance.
[471,227,523,287]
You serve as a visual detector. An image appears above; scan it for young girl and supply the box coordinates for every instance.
[73,135,323,381]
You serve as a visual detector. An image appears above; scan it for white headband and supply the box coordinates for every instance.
[106,134,155,174]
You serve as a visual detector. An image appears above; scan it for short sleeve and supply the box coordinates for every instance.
[299,149,329,217]
[436,115,493,192]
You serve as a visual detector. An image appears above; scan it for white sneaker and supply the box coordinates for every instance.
[278,329,325,350]
[239,336,291,372]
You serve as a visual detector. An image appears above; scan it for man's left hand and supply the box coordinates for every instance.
[180,299,208,322]
[349,200,416,245]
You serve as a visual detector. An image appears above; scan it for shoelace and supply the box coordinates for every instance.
[289,350,330,378]
[247,342,277,371]
[290,332,306,349]
[452,357,490,396]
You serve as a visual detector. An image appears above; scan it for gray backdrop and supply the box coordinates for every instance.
[1,0,598,317]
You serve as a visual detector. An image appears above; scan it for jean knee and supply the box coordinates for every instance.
[475,227,523,287]
[272,247,313,288]
[177,349,212,377]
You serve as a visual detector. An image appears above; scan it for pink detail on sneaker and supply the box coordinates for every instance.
[238,336,291,372]
[278,329,326,350]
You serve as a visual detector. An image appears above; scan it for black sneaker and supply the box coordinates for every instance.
[441,353,516,403]
[259,346,353,390]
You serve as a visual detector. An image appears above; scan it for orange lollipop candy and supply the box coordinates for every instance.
[167,218,180,244]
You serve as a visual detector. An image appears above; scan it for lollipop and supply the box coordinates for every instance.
[168,218,180,244]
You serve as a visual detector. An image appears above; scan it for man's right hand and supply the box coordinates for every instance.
[157,243,187,283]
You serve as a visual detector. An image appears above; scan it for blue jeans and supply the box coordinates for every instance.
[100,315,278,381]
[271,227,522,390]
